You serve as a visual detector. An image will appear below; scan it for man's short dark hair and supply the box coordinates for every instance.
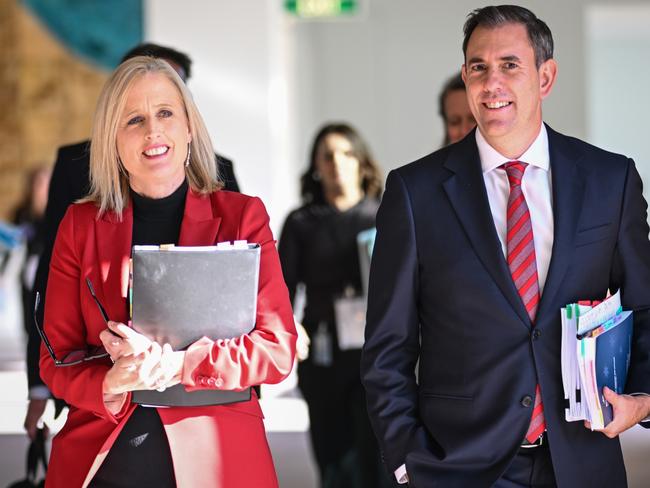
[462,5,554,68]
[120,43,192,81]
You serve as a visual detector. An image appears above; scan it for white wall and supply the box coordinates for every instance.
[145,0,300,235]
[587,5,650,205]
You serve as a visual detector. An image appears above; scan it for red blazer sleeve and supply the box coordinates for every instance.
[181,196,297,391]
[39,206,130,422]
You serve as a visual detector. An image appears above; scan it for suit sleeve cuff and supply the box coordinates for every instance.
[29,385,51,400]
[395,464,408,484]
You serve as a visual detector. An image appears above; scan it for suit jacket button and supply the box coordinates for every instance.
[521,395,533,407]
[532,329,542,340]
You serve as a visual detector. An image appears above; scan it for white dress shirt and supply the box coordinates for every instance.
[477,124,554,292]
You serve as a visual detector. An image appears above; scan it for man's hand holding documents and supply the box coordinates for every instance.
[561,290,632,430]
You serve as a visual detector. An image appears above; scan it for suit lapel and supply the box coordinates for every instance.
[95,205,133,322]
[443,134,532,326]
[536,125,586,322]
[178,189,222,246]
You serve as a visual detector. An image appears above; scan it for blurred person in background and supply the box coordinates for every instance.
[13,166,51,328]
[438,71,475,146]
[39,56,296,487]
[10,166,53,439]
[279,123,392,488]
[24,42,240,440]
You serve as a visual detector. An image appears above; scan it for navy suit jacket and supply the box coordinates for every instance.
[361,125,650,487]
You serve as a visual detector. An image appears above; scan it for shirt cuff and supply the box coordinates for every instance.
[394,464,408,484]
[629,392,650,422]
[29,385,51,400]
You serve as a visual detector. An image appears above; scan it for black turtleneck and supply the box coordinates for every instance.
[131,179,188,247]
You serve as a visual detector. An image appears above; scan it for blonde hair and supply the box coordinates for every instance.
[84,56,221,217]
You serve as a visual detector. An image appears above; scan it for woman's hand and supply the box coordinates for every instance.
[102,343,185,395]
[99,321,152,360]
[151,344,185,392]
[100,323,185,413]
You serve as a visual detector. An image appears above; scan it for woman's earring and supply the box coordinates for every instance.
[312,171,320,181]
[185,144,191,168]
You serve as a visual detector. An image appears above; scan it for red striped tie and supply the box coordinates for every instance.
[503,161,546,444]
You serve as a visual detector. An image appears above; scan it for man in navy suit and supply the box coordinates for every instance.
[361,5,650,487]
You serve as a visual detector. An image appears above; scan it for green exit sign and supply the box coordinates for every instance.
[285,0,358,18]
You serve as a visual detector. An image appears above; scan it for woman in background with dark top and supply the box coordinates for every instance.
[437,71,476,146]
[39,56,296,487]
[279,123,391,488]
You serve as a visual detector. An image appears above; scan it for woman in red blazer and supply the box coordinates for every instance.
[39,56,297,487]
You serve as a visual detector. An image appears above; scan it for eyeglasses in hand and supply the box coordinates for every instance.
[33,280,111,367]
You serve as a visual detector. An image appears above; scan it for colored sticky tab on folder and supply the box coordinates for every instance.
[576,290,622,335]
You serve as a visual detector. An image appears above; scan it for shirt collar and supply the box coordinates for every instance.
[476,124,550,174]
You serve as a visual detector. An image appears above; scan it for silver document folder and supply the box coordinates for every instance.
[130,243,260,407]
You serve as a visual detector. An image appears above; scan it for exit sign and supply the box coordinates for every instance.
[285,0,358,18]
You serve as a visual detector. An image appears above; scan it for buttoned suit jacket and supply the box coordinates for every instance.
[360,125,650,487]
[40,189,296,487]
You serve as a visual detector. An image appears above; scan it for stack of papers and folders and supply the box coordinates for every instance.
[560,290,633,429]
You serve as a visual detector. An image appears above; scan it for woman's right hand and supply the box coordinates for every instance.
[103,342,169,395]
[101,323,163,414]
[103,341,183,389]
[102,343,183,414]
[99,321,152,361]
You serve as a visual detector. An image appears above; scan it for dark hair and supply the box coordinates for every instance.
[438,72,467,146]
[462,5,554,68]
[438,72,466,122]
[300,123,383,204]
[121,43,192,81]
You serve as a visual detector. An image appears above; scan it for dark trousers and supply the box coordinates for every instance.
[493,443,557,488]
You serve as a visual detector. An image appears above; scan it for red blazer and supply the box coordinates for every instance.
[40,189,297,488]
